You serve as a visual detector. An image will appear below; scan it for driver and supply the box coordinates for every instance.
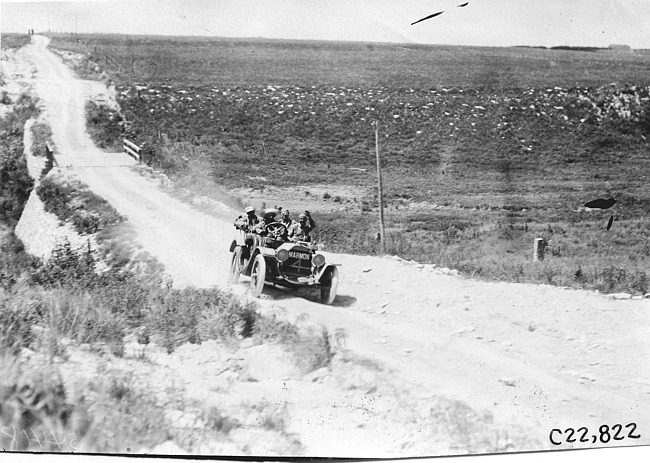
[253,208,288,240]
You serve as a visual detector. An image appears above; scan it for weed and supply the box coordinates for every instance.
[1,34,31,50]
[203,406,238,434]
[36,176,124,235]
[81,371,170,452]
[30,121,54,157]
[85,101,124,151]
[1,91,12,105]
[0,356,90,452]
[0,99,36,225]
[257,401,288,431]
[0,286,42,354]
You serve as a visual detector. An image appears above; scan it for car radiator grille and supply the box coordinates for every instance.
[282,257,311,278]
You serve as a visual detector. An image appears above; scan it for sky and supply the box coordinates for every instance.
[2,0,650,49]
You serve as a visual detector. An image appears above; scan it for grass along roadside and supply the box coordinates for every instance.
[0,102,335,452]
[30,119,54,157]
[1,202,337,452]
[0,33,31,50]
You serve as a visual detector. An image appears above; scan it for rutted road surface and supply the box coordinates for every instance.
[17,36,650,453]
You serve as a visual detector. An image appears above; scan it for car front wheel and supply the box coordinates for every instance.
[319,266,338,305]
[250,254,266,297]
[229,247,243,284]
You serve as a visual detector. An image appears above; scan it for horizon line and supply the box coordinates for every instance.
[5,30,644,52]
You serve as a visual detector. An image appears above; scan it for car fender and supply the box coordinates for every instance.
[258,247,276,257]
[315,263,339,281]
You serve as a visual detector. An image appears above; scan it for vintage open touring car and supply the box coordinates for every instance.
[228,221,340,305]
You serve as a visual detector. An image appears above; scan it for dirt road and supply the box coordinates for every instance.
[16,35,650,453]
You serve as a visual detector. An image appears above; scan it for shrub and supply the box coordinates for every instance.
[71,369,170,452]
[0,288,42,354]
[0,359,86,452]
[630,270,649,295]
[33,239,96,289]
[253,316,334,373]
[85,102,123,151]
[1,91,12,105]
[0,137,34,224]
[37,176,124,235]
[145,286,257,353]
[30,121,54,157]
[0,231,40,290]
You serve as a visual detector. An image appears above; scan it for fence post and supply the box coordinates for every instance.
[533,238,545,262]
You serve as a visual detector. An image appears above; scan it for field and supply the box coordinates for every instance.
[0,33,31,50]
[48,33,650,293]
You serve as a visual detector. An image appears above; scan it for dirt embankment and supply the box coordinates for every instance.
[14,124,89,260]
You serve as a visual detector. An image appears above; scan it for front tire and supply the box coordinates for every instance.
[250,254,266,297]
[319,266,339,305]
[229,247,243,284]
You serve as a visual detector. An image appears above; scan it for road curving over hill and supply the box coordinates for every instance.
[18,35,650,453]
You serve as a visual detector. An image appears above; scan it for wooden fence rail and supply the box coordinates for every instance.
[123,138,141,162]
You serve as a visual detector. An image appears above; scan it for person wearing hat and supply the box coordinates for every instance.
[234,206,260,232]
[288,211,316,242]
[279,209,296,229]
[253,208,288,240]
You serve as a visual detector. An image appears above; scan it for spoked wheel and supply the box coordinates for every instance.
[319,266,339,305]
[229,247,243,284]
[250,254,266,297]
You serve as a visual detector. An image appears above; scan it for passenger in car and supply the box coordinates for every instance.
[234,206,260,232]
[288,211,316,242]
[279,209,296,228]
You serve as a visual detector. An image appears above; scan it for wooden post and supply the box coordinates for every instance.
[533,238,545,261]
[374,122,386,254]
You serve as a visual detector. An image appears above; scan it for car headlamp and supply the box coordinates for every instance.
[313,253,326,267]
[276,249,290,262]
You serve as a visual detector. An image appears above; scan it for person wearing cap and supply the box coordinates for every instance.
[279,209,296,228]
[288,211,316,242]
[251,207,276,233]
[234,206,260,232]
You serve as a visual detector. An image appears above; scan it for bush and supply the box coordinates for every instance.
[253,316,334,373]
[85,101,123,151]
[0,137,34,224]
[0,289,42,354]
[30,121,54,157]
[145,286,257,353]
[0,91,12,105]
[0,358,89,452]
[37,176,124,235]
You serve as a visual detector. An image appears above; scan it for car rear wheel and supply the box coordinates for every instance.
[319,266,338,305]
[229,247,243,284]
[250,254,266,297]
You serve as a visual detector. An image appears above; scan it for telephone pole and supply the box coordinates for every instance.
[374,121,386,254]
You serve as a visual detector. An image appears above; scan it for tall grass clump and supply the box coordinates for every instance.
[253,316,335,373]
[85,101,124,151]
[30,120,54,157]
[0,94,38,225]
[0,34,31,50]
[36,176,124,235]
